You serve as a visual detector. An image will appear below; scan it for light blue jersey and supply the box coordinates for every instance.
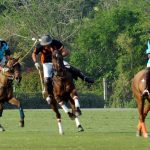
[146,40,150,67]
[0,42,9,61]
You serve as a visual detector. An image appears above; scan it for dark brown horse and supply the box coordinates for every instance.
[132,69,150,138]
[50,49,84,134]
[0,58,25,131]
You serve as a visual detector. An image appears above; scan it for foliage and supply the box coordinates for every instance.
[0,0,150,107]
[70,0,150,107]
[14,70,42,93]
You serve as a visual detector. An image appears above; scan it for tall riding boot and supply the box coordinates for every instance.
[143,67,150,96]
[44,77,53,104]
[67,66,94,83]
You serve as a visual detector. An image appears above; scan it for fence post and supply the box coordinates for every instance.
[103,78,107,108]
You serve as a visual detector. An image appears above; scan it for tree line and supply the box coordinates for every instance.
[0,0,150,107]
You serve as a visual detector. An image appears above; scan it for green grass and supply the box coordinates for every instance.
[0,109,150,150]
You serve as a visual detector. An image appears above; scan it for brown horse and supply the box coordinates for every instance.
[50,49,84,135]
[132,69,150,138]
[0,57,25,131]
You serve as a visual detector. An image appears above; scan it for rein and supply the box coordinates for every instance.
[53,68,67,77]
[52,50,66,78]
[2,71,14,79]
[2,58,22,83]
[3,63,17,79]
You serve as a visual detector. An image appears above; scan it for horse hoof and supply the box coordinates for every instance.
[0,128,5,132]
[68,112,76,120]
[136,130,142,137]
[78,125,84,132]
[59,131,64,135]
[143,133,149,138]
[0,124,5,132]
[19,120,24,127]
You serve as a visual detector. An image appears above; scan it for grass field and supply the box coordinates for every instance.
[0,109,150,150]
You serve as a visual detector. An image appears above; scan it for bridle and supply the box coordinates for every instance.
[52,50,66,77]
[5,58,22,83]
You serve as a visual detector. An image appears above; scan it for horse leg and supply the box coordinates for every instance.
[143,101,150,120]
[69,98,84,132]
[58,99,76,120]
[132,80,148,138]
[75,117,84,132]
[136,95,148,138]
[0,103,5,131]
[50,100,64,135]
[136,96,143,137]
[71,89,82,116]
[0,103,3,117]
[142,101,150,138]
[8,97,25,127]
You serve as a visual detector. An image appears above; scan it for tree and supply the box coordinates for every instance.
[0,0,93,93]
[70,0,150,107]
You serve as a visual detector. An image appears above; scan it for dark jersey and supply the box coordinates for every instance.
[33,39,63,64]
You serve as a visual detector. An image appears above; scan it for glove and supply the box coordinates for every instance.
[34,62,40,70]
[2,67,9,73]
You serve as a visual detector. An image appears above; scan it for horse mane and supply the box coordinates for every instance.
[0,57,22,84]
[52,50,66,75]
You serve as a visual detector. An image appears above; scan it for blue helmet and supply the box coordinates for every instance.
[0,39,9,50]
[0,39,2,48]
[146,41,150,54]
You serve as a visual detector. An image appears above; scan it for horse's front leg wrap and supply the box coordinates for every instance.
[57,119,64,135]
[59,101,69,113]
[75,117,84,132]
[73,96,80,108]
[73,96,82,116]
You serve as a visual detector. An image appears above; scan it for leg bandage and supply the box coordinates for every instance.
[59,102,69,113]
[73,96,80,108]
[75,117,81,127]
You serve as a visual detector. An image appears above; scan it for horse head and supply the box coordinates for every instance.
[52,49,66,74]
[6,57,22,83]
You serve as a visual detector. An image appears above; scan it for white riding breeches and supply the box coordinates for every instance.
[42,61,70,78]
[43,63,53,78]
[63,60,70,68]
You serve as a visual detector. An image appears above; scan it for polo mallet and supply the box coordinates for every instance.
[38,68,44,90]
[6,34,46,97]
[19,36,46,99]
[37,68,47,99]
[18,38,38,63]
[10,35,46,98]
[31,38,47,99]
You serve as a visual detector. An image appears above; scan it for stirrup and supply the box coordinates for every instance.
[0,124,5,132]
